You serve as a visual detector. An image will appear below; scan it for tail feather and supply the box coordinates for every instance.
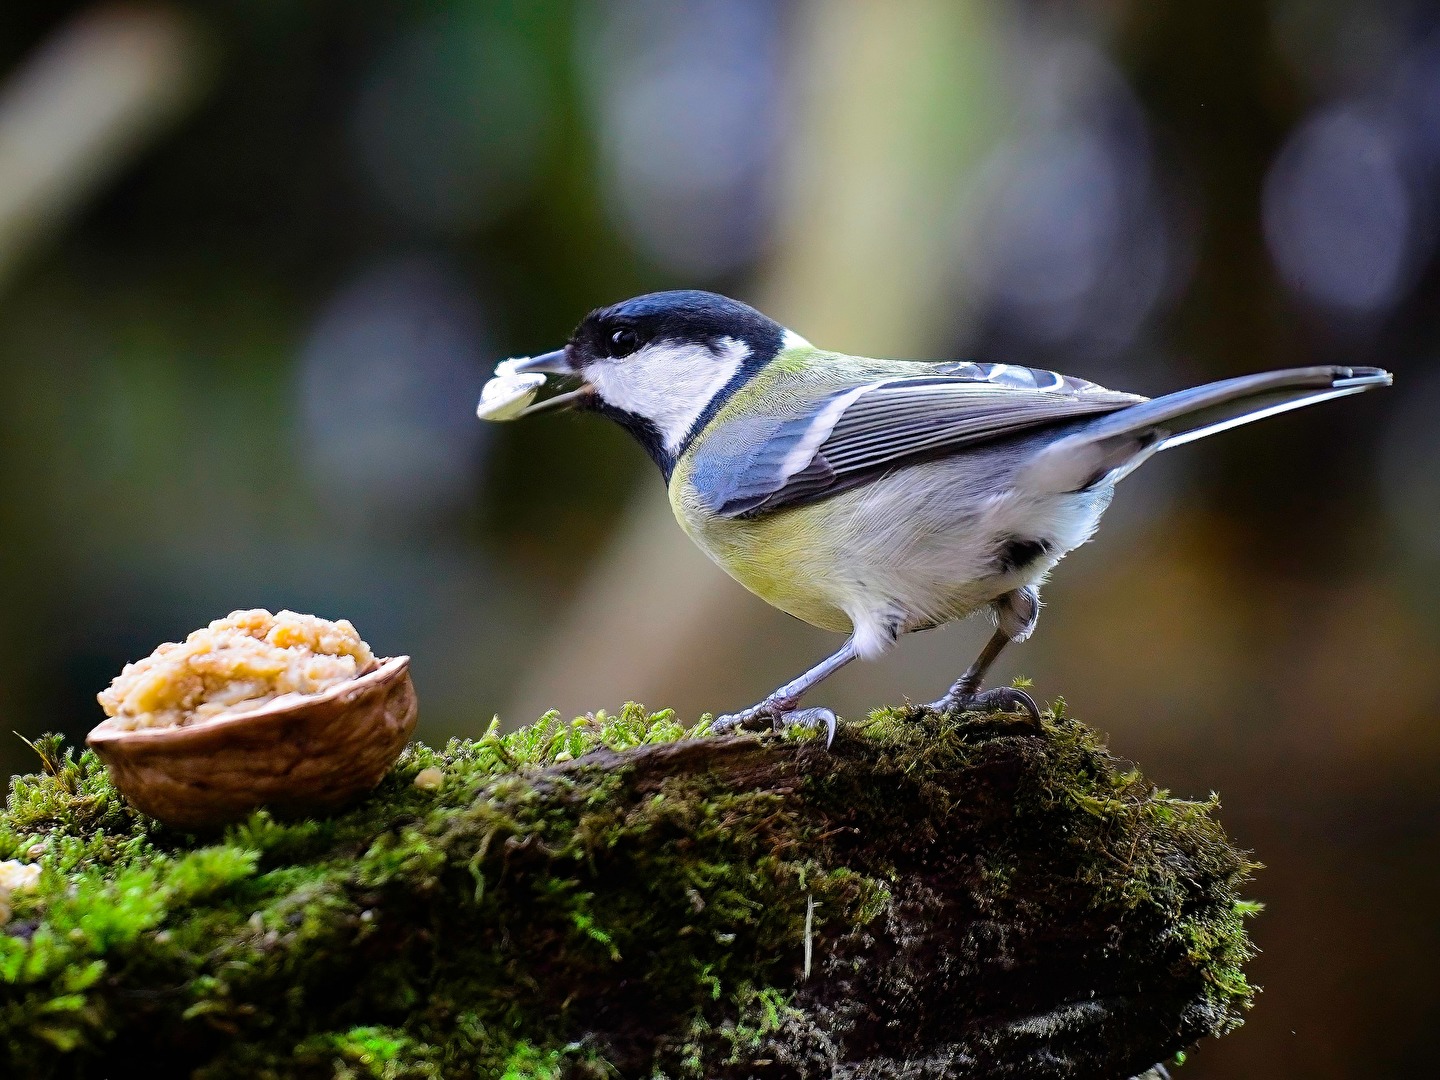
[1018,365,1392,495]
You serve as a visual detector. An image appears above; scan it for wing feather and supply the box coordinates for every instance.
[700,363,1143,518]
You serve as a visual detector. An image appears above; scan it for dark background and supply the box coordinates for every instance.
[1,2,1437,1076]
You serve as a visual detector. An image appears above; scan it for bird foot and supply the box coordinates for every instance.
[929,685,1042,727]
[711,701,839,748]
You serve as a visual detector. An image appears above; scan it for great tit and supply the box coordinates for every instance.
[491,290,1391,742]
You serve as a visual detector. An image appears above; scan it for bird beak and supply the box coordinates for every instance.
[507,346,592,416]
[506,348,574,376]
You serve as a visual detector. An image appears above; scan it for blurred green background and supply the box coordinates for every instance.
[1,1,1437,1075]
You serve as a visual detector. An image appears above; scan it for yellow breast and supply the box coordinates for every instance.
[668,469,856,635]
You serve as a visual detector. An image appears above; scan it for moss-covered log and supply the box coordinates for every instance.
[0,705,1257,1079]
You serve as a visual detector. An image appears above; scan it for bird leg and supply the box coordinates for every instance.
[928,629,1040,722]
[930,588,1042,725]
[711,639,858,747]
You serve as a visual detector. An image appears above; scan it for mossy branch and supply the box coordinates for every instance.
[0,705,1258,1079]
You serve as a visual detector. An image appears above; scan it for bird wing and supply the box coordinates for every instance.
[689,361,1144,518]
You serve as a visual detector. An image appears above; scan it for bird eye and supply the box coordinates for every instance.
[608,327,640,357]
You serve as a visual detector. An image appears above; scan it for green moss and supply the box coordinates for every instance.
[0,705,1257,1078]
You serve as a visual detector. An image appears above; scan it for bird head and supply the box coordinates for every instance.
[507,290,795,472]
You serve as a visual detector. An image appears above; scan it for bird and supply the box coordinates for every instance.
[493,290,1391,742]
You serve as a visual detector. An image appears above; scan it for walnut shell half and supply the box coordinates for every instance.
[87,656,417,830]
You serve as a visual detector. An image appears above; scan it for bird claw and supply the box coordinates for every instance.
[930,685,1042,727]
[711,702,839,748]
[779,707,839,748]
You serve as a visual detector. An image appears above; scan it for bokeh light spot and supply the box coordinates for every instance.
[1263,104,1416,314]
[963,38,1184,366]
[579,0,788,278]
[298,255,490,531]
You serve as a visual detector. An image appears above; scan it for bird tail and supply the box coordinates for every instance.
[1017,365,1392,495]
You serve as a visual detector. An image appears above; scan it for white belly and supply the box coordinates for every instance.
[676,454,1114,660]
[818,460,1111,656]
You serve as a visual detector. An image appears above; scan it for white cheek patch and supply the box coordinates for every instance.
[586,336,748,452]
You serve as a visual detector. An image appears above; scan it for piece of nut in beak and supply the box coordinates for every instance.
[476,369,545,421]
